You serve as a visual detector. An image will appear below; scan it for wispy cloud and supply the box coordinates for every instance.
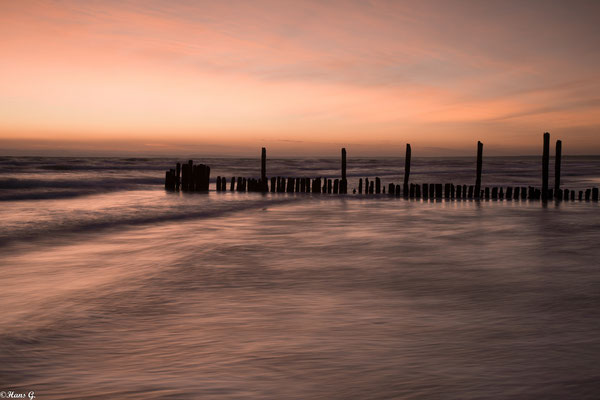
[1,0,599,155]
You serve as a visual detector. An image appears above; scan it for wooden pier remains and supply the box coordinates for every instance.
[164,133,598,203]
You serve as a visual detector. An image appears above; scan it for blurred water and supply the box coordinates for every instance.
[1,157,600,399]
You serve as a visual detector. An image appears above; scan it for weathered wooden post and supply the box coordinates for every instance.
[554,140,561,199]
[375,177,381,194]
[423,184,429,200]
[261,147,267,182]
[333,179,339,194]
[475,141,483,199]
[176,162,181,190]
[358,178,363,194]
[403,144,411,197]
[593,188,598,201]
[542,132,550,201]
[341,148,347,194]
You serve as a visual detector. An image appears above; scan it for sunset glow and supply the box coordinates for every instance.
[2,0,599,155]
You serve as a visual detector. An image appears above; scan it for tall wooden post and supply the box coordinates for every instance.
[261,147,267,182]
[542,132,550,201]
[475,141,483,199]
[554,140,561,199]
[341,148,347,194]
[403,144,411,197]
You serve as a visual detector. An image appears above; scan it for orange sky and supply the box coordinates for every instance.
[1,0,599,156]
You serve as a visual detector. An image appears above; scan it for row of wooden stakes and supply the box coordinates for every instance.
[209,176,600,201]
[165,134,599,202]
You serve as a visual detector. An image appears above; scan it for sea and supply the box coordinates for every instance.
[1,155,600,399]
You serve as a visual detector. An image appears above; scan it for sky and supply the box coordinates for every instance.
[1,0,599,156]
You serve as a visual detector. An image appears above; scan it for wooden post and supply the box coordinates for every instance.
[444,183,450,199]
[375,177,381,194]
[261,147,267,182]
[435,184,442,198]
[403,144,411,197]
[475,141,483,199]
[358,178,363,194]
[365,178,369,194]
[369,180,374,194]
[542,132,550,201]
[333,179,339,194]
[327,179,333,194]
[585,189,591,201]
[341,148,347,194]
[176,162,181,190]
[578,191,583,201]
[423,184,429,200]
[164,171,171,190]
[216,176,221,191]
[506,187,513,200]
[554,140,561,198]
[468,185,474,199]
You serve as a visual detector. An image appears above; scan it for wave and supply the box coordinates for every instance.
[0,196,301,248]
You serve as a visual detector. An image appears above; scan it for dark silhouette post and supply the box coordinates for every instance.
[542,132,550,201]
[475,141,483,199]
[261,147,267,182]
[403,144,411,196]
[341,148,347,194]
[554,140,561,199]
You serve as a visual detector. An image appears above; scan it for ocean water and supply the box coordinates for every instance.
[1,156,600,399]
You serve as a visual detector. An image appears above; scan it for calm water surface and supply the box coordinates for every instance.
[1,157,599,399]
